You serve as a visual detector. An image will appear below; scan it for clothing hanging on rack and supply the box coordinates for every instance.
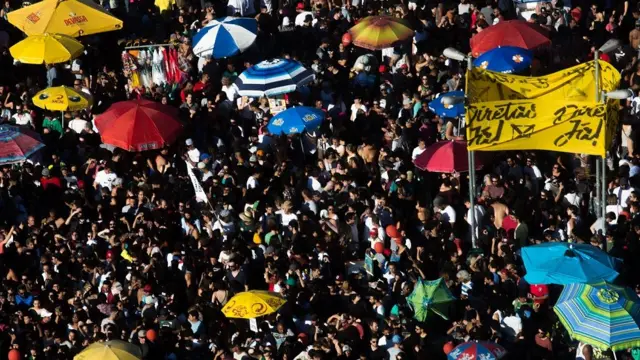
[139,50,153,88]
[152,48,167,86]
[121,51,140,88]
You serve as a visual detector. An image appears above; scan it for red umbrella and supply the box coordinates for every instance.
[413,140,482,173]
[470,20,550,57]
[95,99,182,151]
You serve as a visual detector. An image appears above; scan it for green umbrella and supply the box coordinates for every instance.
[406,278,456,321]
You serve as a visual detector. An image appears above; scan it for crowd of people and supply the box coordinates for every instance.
[0,0,639,359]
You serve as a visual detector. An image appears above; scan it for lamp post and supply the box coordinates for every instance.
[443,47,477,248]
[594,39,621,233]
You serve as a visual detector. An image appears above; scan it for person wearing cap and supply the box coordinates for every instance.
[185,138,201,164]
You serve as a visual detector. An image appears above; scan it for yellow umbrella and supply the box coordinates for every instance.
[10,33,84,64]
[74,340,141,360]
[32,86,91,112]
[7,0,123,37]
[222,290,286,319]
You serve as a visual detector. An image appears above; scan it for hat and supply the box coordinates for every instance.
[138,330,147,338]
[185,138,194,146]
[282,17,290,26]
[220,209,231,218]
[41,168,50,177]
[106,250,113,259]
[143,284,152,292]
[264,246,275,255]
[399,64,408,70]
[239,210,253,222]
[200,153,211,161]
[249,155,257,163]
[335,274,344,281]
[391,335,403,344]
[342,345,352,352]
[296,2,304,9]
[379,64,387,73]
[197,162,206,169]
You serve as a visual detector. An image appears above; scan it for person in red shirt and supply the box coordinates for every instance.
[40,168,61,190]
[193,73,211,96]
[529,284,549,306]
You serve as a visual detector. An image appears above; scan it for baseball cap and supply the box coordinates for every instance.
[392,335,403,344]
[185,138,194,146]
[296,2,304,9]
[143,284,152,292]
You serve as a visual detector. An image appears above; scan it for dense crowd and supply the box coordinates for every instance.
[0,0,639,359]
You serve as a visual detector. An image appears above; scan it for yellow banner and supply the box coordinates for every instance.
[466,100,614,156]
[468,60,620,103]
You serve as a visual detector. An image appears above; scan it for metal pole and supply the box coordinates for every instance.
[595,156,600,225]
[602,156,606,232]
[594,53,606,233]
[466,56,476,248]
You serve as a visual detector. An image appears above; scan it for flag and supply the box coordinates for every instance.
[186,162,209,203]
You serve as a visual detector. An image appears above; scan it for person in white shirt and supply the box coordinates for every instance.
[411,139,426,160]
[276,201,298,226]
[465,199,485,237]
[68,114,88,134]
[246,169,260,189]
[610,177,632,206]
[11,104,33,127]
[435,197,456,224]
[94,165,117,190]
[350,97,367,121]
[185,138,200,164]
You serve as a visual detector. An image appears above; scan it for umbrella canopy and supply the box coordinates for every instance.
[347,15,413,50]
[522,242,621,285]
[0,125,44,165]
[74,340,141,360]
[473,46,532,74]
[406,278,456,321]
[222,290,286,319]
[428,91,465,118]
[554,281,640,351]
[414,140,482,173]
[470,20,550,57]
[32,86,91,111]
[235,58,315,97]
[192,17,257,59]
[10,33,84,65]
[267,106,324,135]
[448,341,507,360]
[94,99,182,152]
[7,0,123,37]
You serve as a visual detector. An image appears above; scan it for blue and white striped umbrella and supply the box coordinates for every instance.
[235,58,315,97]
[192,17,257,59]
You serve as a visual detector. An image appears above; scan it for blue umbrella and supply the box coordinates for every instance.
[267,107,324,135]
[473,46,532,74]
[522,242,621,285]
[429,91,465,118]
[235,58,315,97]
[192,17,257,59]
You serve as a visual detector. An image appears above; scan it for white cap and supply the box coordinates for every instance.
[185,138,194,146]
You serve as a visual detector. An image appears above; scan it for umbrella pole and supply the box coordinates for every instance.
[61,111,64,130]
[595,55,607,233]
[466,56,477,248]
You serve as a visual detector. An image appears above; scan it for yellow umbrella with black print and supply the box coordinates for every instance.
[222,290,286,319]
[32,86,91,128]
[74,340,141,360]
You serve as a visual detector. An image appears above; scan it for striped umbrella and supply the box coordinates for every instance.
[234,58,315,97]
[0,125,45,165]
[192,17,257,59]
[554,281,640,351]
[348,16,413,50]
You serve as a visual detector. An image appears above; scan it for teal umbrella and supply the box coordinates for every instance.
[406,278,456,321]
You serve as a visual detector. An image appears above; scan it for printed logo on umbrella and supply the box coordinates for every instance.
[289,127,299,133]
[27,12,41,23]
[512,55,524,63]
[68,96,82,103]
[64,12,88,26]
[272,118,284,126]
[480,61,489,69]
[38,93,49,100]
[302,114,317,122]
